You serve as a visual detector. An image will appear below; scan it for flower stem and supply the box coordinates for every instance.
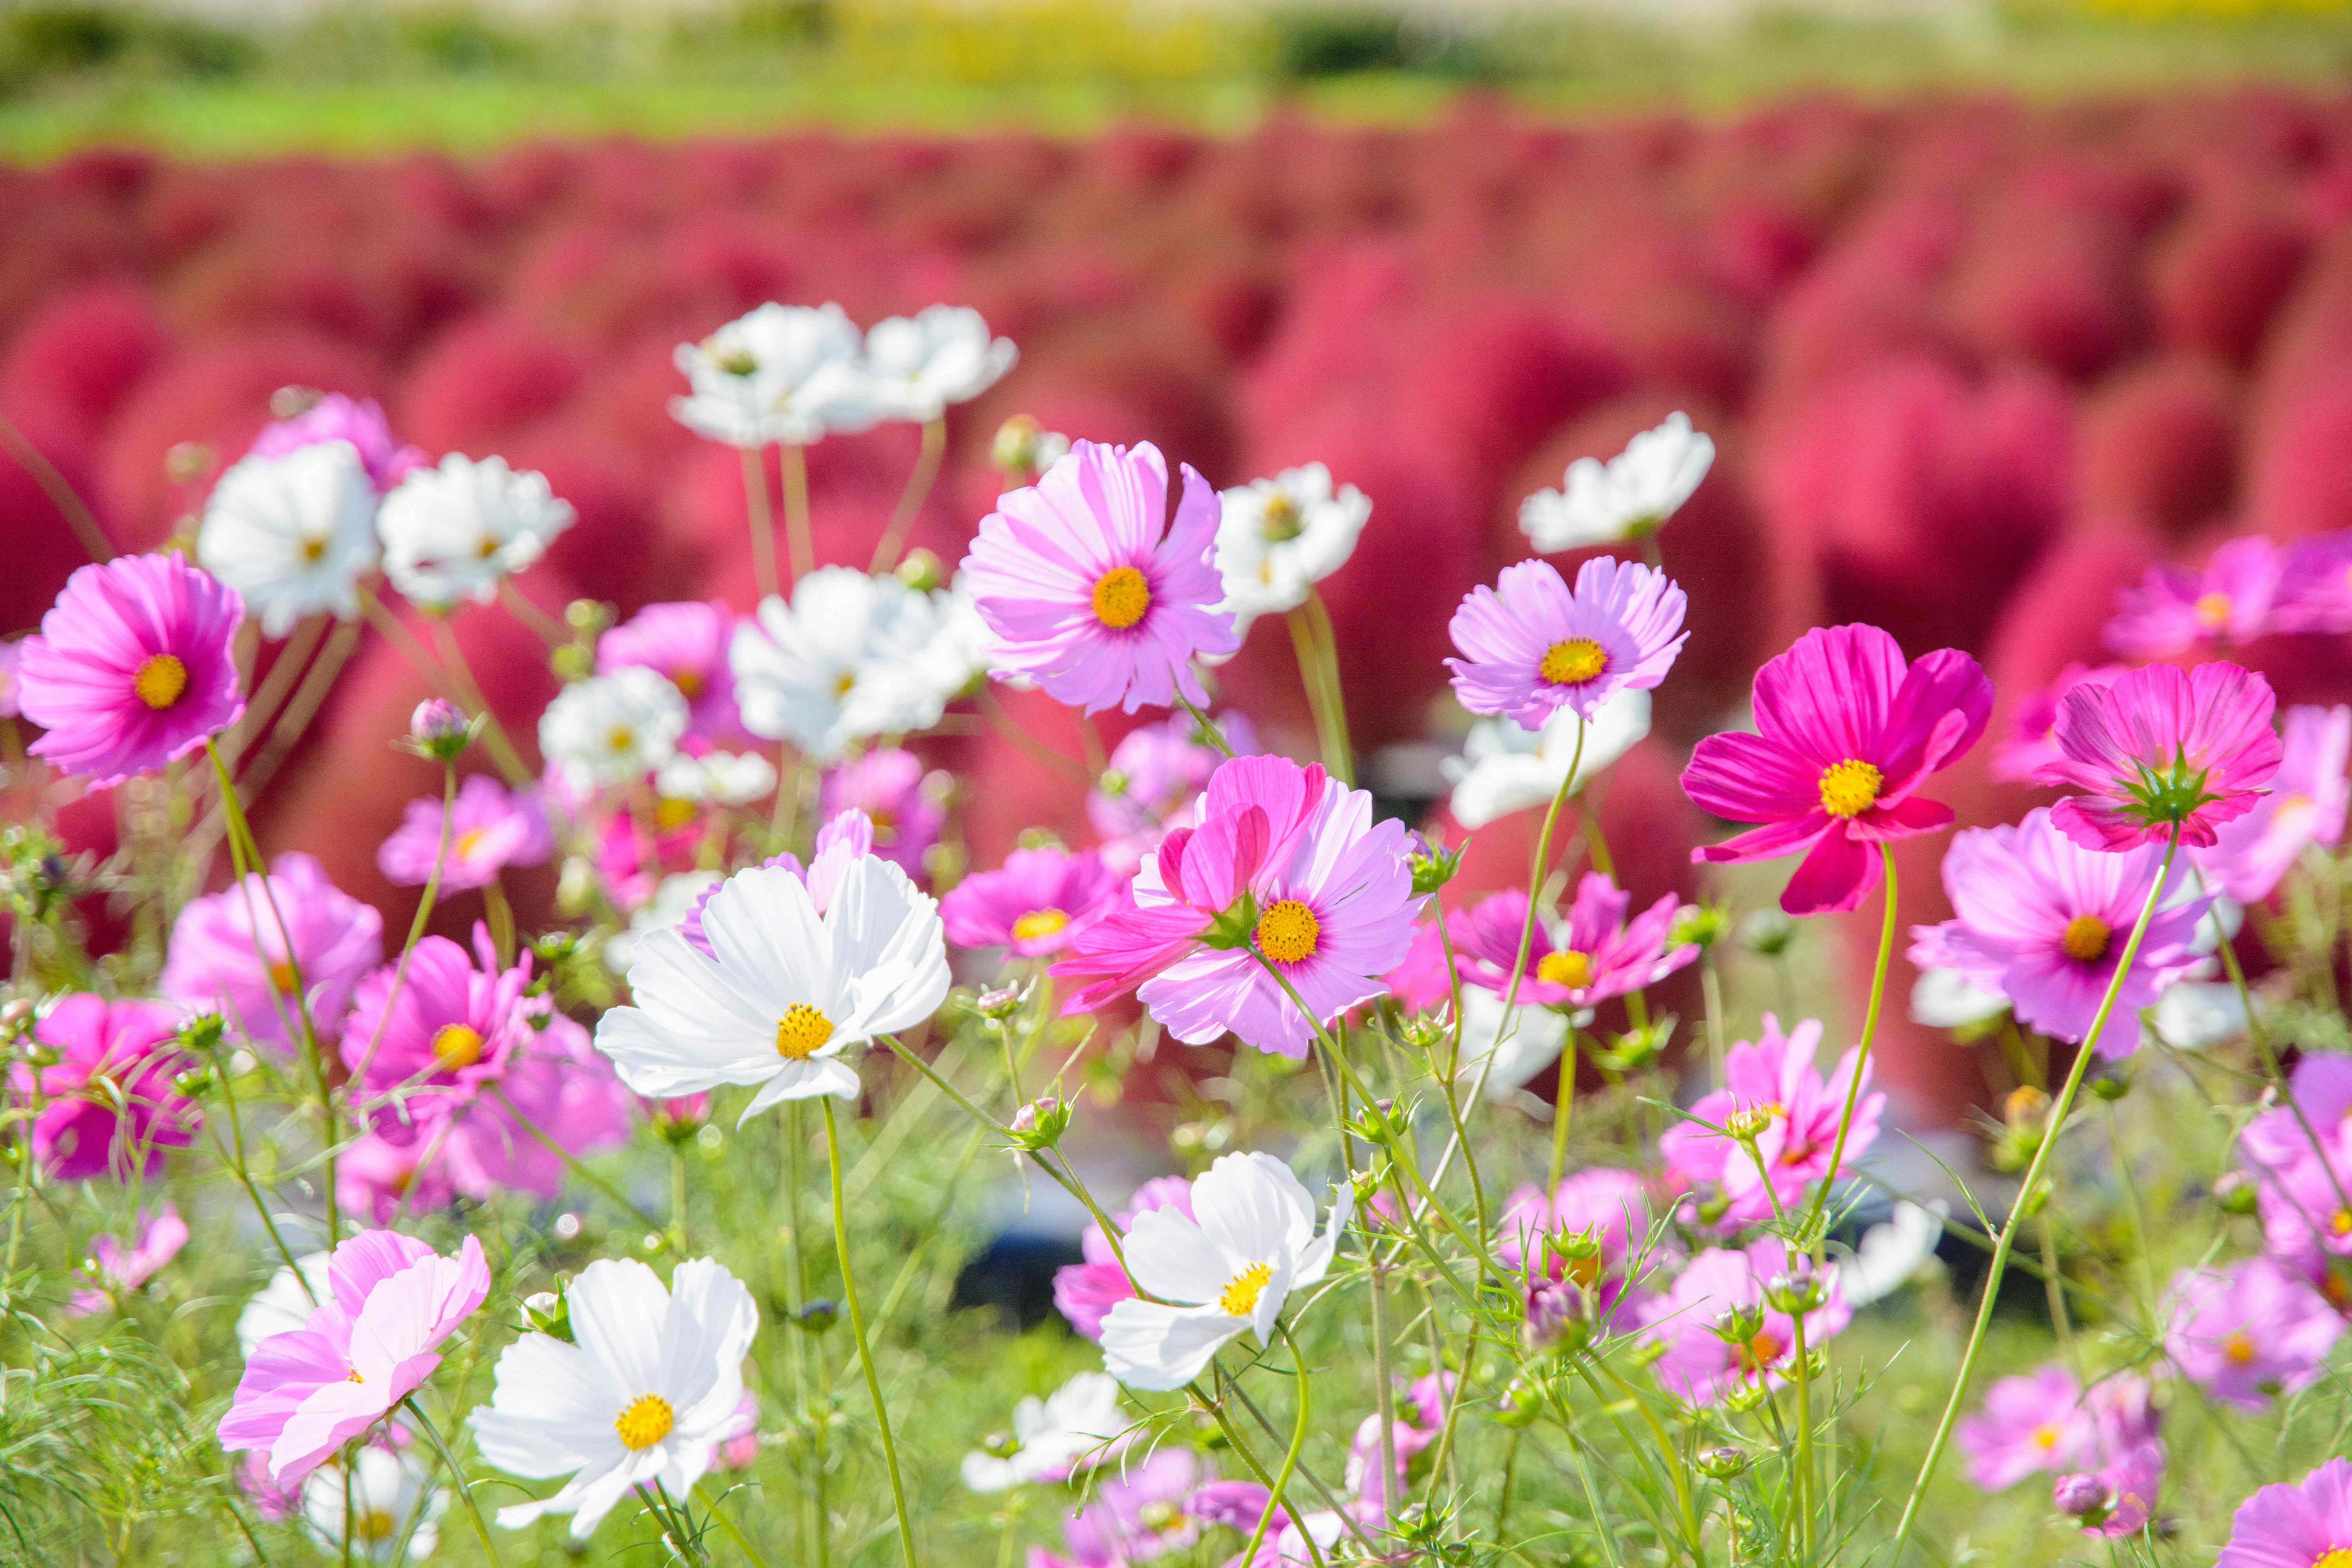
[1795,842,1898,1250]
[398,1397,503,1566]
[743,445,780,604]
[780,442,813,586]
[871,417,946,573]
[1285,595,1353,787]
[1238,1327,1315,1568]
[820,1097,920,1568]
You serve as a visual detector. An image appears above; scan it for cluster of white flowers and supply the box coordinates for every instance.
[1519,410,1714,553]
[1443,688,1651,829]
[1210,462,1372,637]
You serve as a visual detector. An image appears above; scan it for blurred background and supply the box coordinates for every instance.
[9,0,2352,1146]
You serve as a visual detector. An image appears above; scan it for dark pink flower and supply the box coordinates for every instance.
[1380,919,1452,1013]
[2218,1456,2352,1568]
[161,851,384,1056]
[66,1202,189,1316]
[334,1129,458,1224]
[2165,1255,2342,1413]
[942,847,1122,957]
[1455,874,1697,1009]
[2054,1440,2165,1537]
[2105,536,2286,659]
[1660,1015,1880,1226]
[11,995,198,1181]
[1043,1447,1205,1567]
[1085,711,1256,865]
[597,600,742,742]
[1053,1174,1194,1340]
[819,747,943,878]
[2193,704,2351,904]
[376,775,554,892]
[2034,661,2283,852]
[2271,532,2352,634]
[247,394,427,494]
[1682,624,1992,915]
[1991,662,2124,784]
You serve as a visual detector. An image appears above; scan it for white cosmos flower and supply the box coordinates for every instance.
[851,576,994,731]
[1443,690,1650,829]
[1520,412,1714,552]
[593,857,949,1115]
[655,750,777,806]
[377,454,574,607]
[604,869,722,975]
[539,669,690,790]
[1453,985,1577,1103]
[1099,1152,1353,1392]
[2152,980,2249,1051]
[958,1371,1133,1493]
[237,1250,331,1356]
[197,441,379,636]
[1909,967,2009,1030]
[469,1256,758,1541]
[301,1445,445,1562]
[861,305,1018,424]
[729,567,943,760]
[1212,463,1371,638]
[1840,1200,1946,1308]
[670,302,873,448]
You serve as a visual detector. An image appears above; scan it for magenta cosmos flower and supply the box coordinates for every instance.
[1495,1167,1654,1336]
[2165,1255,2342,1413]
[1991,662,2124,784]
[1639,1237,1850,1405]
[1909,808,2211,1061]
[376,774,554,892]
[1456,874,1697,1009]
[1446,556,1688,729]
[598,599,741,742]
[1054,754,1421,1059]
[162,851,384,1055]
[2105,535,2285,659]
[2194,704,2350,904]
[818,747,943,878]
[941,846,1122,957]
[1661,1015,1881,1226]
[1956,1364,2096,1491]
[1682,623,1992,915]
[218,1229,490,1484]
[249,393,426,494]
[1087,709,1257,872]
[67,1202,189,1316]
[2035,660,2283,853]
[16,552,247,787]
[962,439,1240,715]
[1054,1175,1194,1339]
[11,995,198,1180]
[2218,1457,2352,1568]
[2274,532,2352,634]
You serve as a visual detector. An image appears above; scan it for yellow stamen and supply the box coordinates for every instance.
[2062,914,2112,964]
[1817,759,1882,818]
[300,535,327,564]
[431,1024,485,1070]
[1538,637,1607,686]
[614,1392,675,1451]
[2333,1209,2352,1238]
[672,668,704,699]
[2031,1424,2060,1450]
[345,1368,364,1383]
[2195,591,2232,632]
[454,828,486,860]
[268,960,298,993]
[1219,1261,1274,1317]
[474,535,500,561]
[1258,492,1303,543]
[354,1508,396,1542]
[606,725,636,756]
[2314,1550,2352,1568]
[1255,899,1320,964]
[1091,566,1151,630]
[133,654,188,710]
[2224,1331,2258,1366]
[776,1002,835,1061]
[832,671,856,700]
[653,797,698,833]
[1536,950,1593,990]
[1739,1330,1783,1372]
[1012,908,1069,943]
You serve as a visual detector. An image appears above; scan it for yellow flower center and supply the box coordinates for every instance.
[268,960,298,993]
[2031,1424,2060,1450]
[1259,492,1303,543]
[345,1367,364,1383]
[1538,638,1608,686]
[1219,1260,1274,1317]
[653,797,698,832]
[673,668,704,699]
[1012,908,1069,943]
[475,535,500,561]
[2313,1550,2352,1568]
[1817,759,1882,818]
[2224,1331,2258,1365]
[133,654,189,710]
[300,535,328,564]
[1255,899,1321,964]
[432,1024,486,1070]
[1091,566,1151,630]
[1739,1330,1784,1372]
[1537,950,1594,990]
[614,1392,675,1451]
[776,1002,835,1060]
[606,725,636,756]
[2062,914,2112,964]
[2195,591,2233,632]
[2336,1209,2352,1238]
[832,670,857,699]
[454,828,486,859]
[354,1508,397,1541]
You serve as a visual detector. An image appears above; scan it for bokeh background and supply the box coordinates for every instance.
[11,0,2352,1136]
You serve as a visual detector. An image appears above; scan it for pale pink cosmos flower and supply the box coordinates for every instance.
[1053,1174,1195,1340]
[218,1230,490,1485]
[1087,709,1257,872]
[1991,662,2125,784]
[1659,1015,1880,1227]
[1446,556,1688,730]
[248,394,427,494]
[11,995,199,1181]
[1909,807,2212,1061]
[2271,531,2352,634]
[818,747,942,878]
[1639,1237,1850,1405]
[2036,661,2282,853]
[2217,1456,2352,1568]
[1494,1167,1655,1334]
[2194,704,2350,904]
[237,1450,303,1521]
[16,552,247,787]
[1455,874,1697,1010]
[2105,535,2286,659]
[962,439,1239,715]
[716,1394,760,1471]
[1034,1448,1207,1568]
[1345,1375,1451,1510]
[334,1130,458,1225]
[376,774,554,891]
[162,851,385,1055]
[678,808,873,957]
[598,600,742,743]
[66,1202,189,1316]
[942,846,1122,957]
[1955,1364,2096,1491]
[0,637,21,719]
[2165,1255,2343,1413]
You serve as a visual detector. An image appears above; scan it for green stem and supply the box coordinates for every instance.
[744,445,780,604]
[398,1398,502,1566]
[1237,1328,1315,1568]
[1302,590,1354,787]
[871,417,946,573]
[821,1098,919,1568]
[781,442,813,585]
[1796,842,1898,1250]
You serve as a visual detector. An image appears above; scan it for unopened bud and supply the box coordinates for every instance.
[1724,1106,1775,1143]
[549,644,595,683]
[174,1013,226,1055]
[1008,1096,1070,1151]
[1763,1265,1827,1316]
[0,998,32,1033]
[269,384,323,420]
[991,415,1045,476]
[1493,1377,1542,1428]
[652,1094,710,1145]
[980,1428,1021,1459]
[405,699,474,761]
[1408,842,1465,897]
[1740,909,1796,958]
[2215,1171,2259,1216]
[2052,1472,2111,1521]
[1695,1446,1749,1481]
[1668,903,1730,951]
[794,1298,839,1334]
[2089,1068,2131,1103]
[1523,1281,1591,1356]
[563,599,614,634]
[171,1063,215,1100]
[521,1288,573,1343]
[894,548,944,593]
[976,985,1023,1022]
[1711,1304,1765,1346]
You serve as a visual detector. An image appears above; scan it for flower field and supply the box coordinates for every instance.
[9,85,2352,1564]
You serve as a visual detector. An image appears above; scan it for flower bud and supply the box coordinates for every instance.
[521,1288,573,1343]
[652,1094,710,1145]
[1724,1106,1776,1143]
[563,598,614,635]
[405,699,475,762]
[1711,1304,1765,1346]
[1669,903,1730,951]
[2215,1170,2260,1216]
[0,997,32,1034]
[163,440,214,485]
[1398,1013,1448,1053]
[1008,1096,1071,1151]
[171,1063,215,1100]
[1695,1446,1749,1481]
[1764,1265,1827,1317]
[2052,1472,2111,1522]
[794,1298,839,1334]
[549,643,595,683]
[174,1013,226,1056]
[976,985,1023,1022]
[2004,1085,2051,1130]
[894,548,944,593]
[2089,1068,2131,1103]
[1408,840,1466,897]
[980,1428,1021,1459]
[269,384,323,420]
[1720,1380,1771,1414]
[1523,1281,1592,1357]
[1740,909,1796,958]
[1493,1378,1542,1428]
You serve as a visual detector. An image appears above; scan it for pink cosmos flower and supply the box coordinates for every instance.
[2194,704,2350,904]
[2035,661,2282,852]
[1380,919,1452,1013]
[1056,754,1422,1059]
[1955,1364,2096,1491]
[2105,536,2286,659]
[162,851,385,1055]
[376,774,554,892]
[2164,1255,2343,1412]
[962,439,1240,715]
[66,1202,189,1316]
[1035,1448,1207,1568]
[1495,1167,1655,1336]
[1991,663,2125,784]
[1054,1174,1195,1340]
[2274,532,2352,634]
[598,600,742,742]
[2243,1054,2352,1274]
[717,1393,761,1471]
[1346,1378,1446,1510]
[1446,556,1688,729]
[942,847,1122,957]
[218,1230,490,1484]
[16,552,247,787]
[1908,808,2212,1061]
[818,747,943,878]
[2055,1441,2166,1537]
[1087,710,1258,872]
[1639,1237,1851,1405]
[236,1450,303,1521]
[248,394,427,494]
[334,1129,458,1224]
[0,637,22,719]
[11,995,198,1181]
[679,808,872,957]
[1455,875,1697,1010]
[2217,1456,2352,1568]
[1660,1015,1881,1227]
[1682,623,1992,915]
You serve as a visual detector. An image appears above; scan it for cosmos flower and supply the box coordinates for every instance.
[1518,412,1714,552]
[1442,690,1650,830]
[1449,983,1575,1103]
[654,749,776,807]
[1494,1167,1653,1334]
[300,1444,445,1563]
[2216,1456,2352,1568]
[962,439,1239,715]
[1053,1174,1195,1341]
[1990,662,2125,784]
[65,1202,189,1316]
[1446,556,1688,730]
[958,1371,1133,1492]
[1639,1237,1850,1405]
[16,552,247,787]
[1842,1199,1946,1307]
[678,808,873,957]
[1659,1015,1881,1226]
[538,668,689,789]
[1030,1447,1205,1567]
[859,305,1018,423]
[375,775,553,892]
[1682,623,1992,915]
[670,301,871,448]
[2193,705,2350,904]
[941,846,1122,957]
[2163,1255,2342,1413]
[597,599,742,742]
[2273,532,2352,634]
[12,994,200,1181]
[377,454,573,608]
[247,393,427,494]
[1087,709,1257,868]
[469,1257,759,1539]
[2034,661,2282,853]
[1211,463,1371,638]
[0,637,20,718]
[729,567,944,760]
[2105,536,2286,659]
[162,851,385,1055]
[1455,873,1697,1010]
[197,441,381,636]
[1955,1364,2096,1491]
[2053,1440,2166,1538]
